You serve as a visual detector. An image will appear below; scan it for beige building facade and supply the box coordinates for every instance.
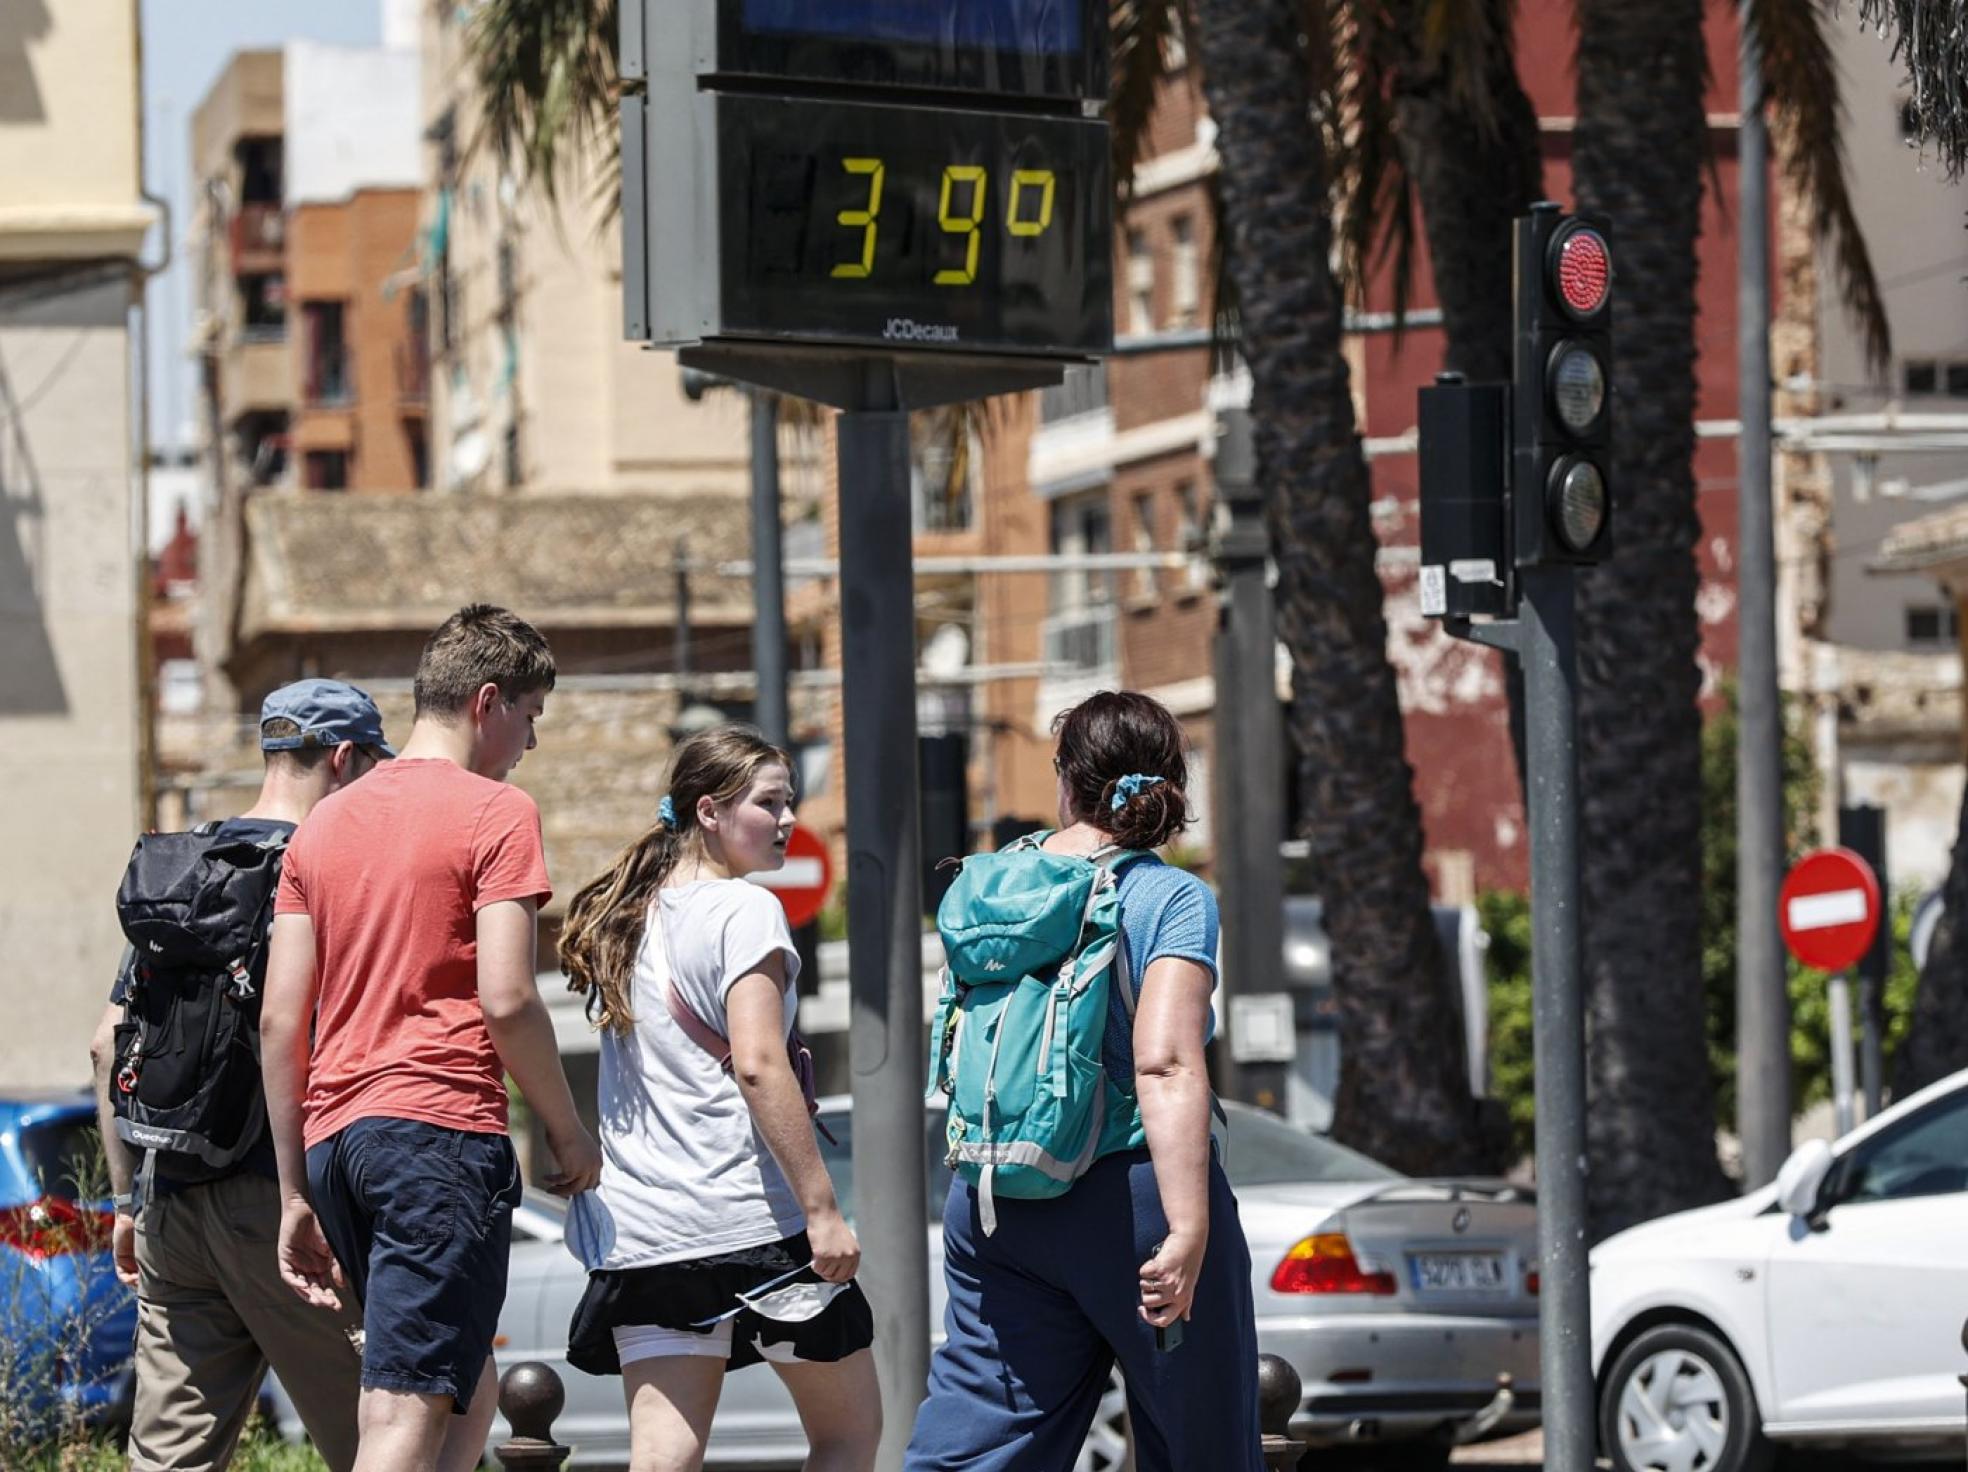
[0,0,153,1086]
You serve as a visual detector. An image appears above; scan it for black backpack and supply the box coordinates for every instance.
[110,822,288,1176]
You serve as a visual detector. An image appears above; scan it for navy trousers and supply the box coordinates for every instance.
[904,1148,1265,1472]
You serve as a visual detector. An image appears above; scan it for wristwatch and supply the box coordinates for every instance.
[113,1192,137,1215]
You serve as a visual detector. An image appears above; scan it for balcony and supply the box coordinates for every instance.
[220,337,291,420]
[229,204,285,275]
[303,349,353,408]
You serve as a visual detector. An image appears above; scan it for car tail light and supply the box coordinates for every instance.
[1526,1268,1541,1296]
[1271,1233,1397,1296]
[0,1197,113,1260]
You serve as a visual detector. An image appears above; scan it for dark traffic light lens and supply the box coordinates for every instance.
[1552,228,1611,318]
[1550,457,1607,552]
[1549,343,1606,433]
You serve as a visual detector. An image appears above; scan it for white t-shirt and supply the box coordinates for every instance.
[592,878,805,1268]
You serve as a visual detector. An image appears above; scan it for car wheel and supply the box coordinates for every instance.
[1072,1367,1133,1472]
[1600,1323,1772,1472]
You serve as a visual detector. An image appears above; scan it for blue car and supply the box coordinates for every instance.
[0,1090,137,1438]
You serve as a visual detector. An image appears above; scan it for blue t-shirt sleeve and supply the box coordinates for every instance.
[1139,875,1220,979]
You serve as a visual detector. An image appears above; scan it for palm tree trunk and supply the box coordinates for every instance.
[1194,0,1496,1173]
[1571,0,1733,1236]
[1893,790,1968,1093]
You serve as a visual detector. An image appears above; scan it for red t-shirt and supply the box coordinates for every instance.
[275,758,552,1149]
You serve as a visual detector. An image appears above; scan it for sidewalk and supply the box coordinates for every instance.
[1452,1429,1544,1466]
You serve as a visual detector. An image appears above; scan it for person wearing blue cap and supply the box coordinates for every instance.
[90,678,393,1472]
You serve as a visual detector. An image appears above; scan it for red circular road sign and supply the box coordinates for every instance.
[1778,846,1882,972]
[750,823,834,930]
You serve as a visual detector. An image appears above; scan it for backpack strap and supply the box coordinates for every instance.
[664,981,735,1071]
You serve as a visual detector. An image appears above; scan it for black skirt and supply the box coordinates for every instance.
[566,1230,875,1375]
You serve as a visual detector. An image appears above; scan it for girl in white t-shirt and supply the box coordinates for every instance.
[558,725,877,1472]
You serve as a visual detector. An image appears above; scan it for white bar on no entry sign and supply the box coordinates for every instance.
[1788,888,1869,931]
[748,858,825,891]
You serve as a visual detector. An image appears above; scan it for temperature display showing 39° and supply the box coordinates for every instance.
[716,95,1113,357]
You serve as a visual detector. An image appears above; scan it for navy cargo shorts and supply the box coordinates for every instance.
[305,1117,524,1412]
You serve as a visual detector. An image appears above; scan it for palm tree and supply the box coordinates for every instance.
[1188,0,1498,1172]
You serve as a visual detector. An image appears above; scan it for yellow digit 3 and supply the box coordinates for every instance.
[935,165,988,285]
[831,157,885,280]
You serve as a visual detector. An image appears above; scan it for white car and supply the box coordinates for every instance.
[1591,1066,1968,1472]
[488,1098,1539,1469]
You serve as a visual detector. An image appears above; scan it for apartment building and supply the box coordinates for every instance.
[0,0,154,1085]
[1793,16,1968,891]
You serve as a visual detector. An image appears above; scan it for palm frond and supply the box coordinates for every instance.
[1110,0,1193,199]
[1414,0,1514,136]
[466,0,621,208]
[1751,0,1892,374]
[1857,0,1968,178]
[1327,0,1418,327]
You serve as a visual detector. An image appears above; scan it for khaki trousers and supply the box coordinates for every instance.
[130,1171,362,1472]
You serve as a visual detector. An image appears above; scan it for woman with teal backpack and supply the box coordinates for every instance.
[905,691,1264,1472]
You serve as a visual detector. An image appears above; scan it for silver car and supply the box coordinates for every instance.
[475,1099,1539,1470]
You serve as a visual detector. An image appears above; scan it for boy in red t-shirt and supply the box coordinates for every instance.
[262,604,602,1472]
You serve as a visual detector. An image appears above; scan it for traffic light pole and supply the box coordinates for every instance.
[1448,570,1594,1472]
[1736,8,1793,1188]
[837,377,930,1472]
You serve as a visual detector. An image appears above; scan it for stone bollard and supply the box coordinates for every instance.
[493,1361,570,1472]
[1258,1352,1306,1472]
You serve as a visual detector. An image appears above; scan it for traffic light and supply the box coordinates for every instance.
[1512,204,1612,566]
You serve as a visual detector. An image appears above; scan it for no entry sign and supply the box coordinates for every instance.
[748,823,834,930]
[1779,847,1882,972]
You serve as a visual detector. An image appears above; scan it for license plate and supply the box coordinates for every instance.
[1410,1252,1507,1293]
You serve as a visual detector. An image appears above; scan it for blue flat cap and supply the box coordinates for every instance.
[260,678,394,756]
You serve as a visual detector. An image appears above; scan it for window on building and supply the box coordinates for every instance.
[303,450,349,491]
[301,301,350,405]
[1046,491,1117,671]
[912,408,977,533]
[1130,490,1158,601]
[405,420,430,489]
[1906,604,1959,649]
[236,136,283,205]
[1904,359,1968,398]
[1174,481,1208,591]
[238,274,285,335]
[1039,363,1110,424]
[1170,215,1200,328]
[1127,229,1155,335]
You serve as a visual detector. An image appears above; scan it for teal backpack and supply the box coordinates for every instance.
[927,834,1147,1234]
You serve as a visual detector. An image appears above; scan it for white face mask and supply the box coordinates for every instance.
[738,1277,848,1323]
[691,1260,849,1327]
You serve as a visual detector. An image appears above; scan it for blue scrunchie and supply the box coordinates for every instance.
[658,795,677,828]
[1111,773,1165,811]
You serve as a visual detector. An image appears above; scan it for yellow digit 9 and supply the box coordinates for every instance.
[830,157,885,280]
[934,165,988,286]
[1007,169,1056,237]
